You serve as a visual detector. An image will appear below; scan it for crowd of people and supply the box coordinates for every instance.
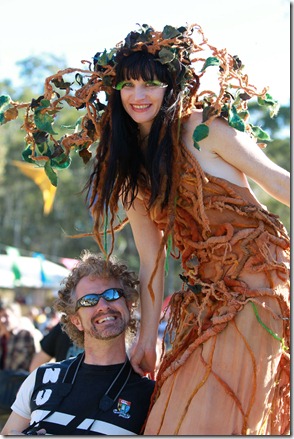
[0,21,290,436]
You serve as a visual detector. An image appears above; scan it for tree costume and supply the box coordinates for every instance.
[0,23,290,435]
[142,142,290,435]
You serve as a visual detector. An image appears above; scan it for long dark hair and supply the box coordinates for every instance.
[86,50,198,253]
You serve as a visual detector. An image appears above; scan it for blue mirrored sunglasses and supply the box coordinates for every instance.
[75,288,125,311]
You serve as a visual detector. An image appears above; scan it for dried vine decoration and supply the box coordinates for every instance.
[0,22,279,187]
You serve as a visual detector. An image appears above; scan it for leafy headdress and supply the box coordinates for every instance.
[0,23,278,187]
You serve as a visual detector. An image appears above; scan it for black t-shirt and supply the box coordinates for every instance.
[27,357,155,435]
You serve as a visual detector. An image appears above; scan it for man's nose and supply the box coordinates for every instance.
[96,297,111,310]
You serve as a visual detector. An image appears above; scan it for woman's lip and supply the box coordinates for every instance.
[131,104,151,111]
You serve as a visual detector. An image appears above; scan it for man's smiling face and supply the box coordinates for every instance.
[71,276,130,341]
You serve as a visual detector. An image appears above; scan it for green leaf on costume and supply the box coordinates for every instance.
[51,77,72,90]
[249,124,272,142]
[37,99,50,109]
[44,161,58,187]
[96,49,109,66]
[201,57,220,72]
[202,105,218,123]
[258,93,277,107]
[193,124,209,151]
[162,25,182,39]
[22,145,35,164]
[158,47,176,64]
[34,111,57,135]
[237,110,250,121]
[51,154,72,170]
[0,95,11,124]
[165,234,173,276]
[0,95,10,107]
[258,93,280,117]
[228,106,246,132]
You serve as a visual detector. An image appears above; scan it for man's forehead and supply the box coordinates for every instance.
[75,275,121,295]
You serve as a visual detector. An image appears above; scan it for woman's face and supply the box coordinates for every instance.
[119,77,167,133]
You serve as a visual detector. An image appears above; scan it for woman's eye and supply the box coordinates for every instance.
[145,81,168,88]
[115,81,132,90]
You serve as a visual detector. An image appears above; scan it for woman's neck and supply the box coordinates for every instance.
[139,134,149,152]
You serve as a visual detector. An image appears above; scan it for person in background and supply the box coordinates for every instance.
[0,302,41,371]
[1,251,155,435]
[29,321,83,371]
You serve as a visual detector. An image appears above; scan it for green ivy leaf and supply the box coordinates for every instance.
[201,57,220,72]
[249,124,272,142]
[193,124,209,142]
[35,99,51,110]
[193,124,209,150]
[257,93,279,117]
[158,47,176,64]
[22,145,35,164]
[34,111,57,135]
[0,95,11,125]
[202,105,218,122]
[51,154,72,170]
[44,161,58,187]
[162,25,182,39]
[51,78,72,90]
[228,106,246,132]
[36,141,51,157]
[0,95,11,110]
[257,93,277,107]
[237,110,250,121]
[96,49,110,66]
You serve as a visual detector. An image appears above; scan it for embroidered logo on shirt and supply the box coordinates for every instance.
[113,398,131,419]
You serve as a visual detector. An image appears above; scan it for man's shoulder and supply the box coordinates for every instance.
[36,354,83,380]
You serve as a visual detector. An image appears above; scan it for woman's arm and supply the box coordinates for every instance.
[126,198,165,377]
[204,116,290,206]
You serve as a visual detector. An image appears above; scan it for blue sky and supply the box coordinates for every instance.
[1,0,290,105]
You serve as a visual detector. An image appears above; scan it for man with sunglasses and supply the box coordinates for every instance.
[1,251,155,435]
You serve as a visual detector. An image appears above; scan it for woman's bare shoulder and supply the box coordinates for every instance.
[183,110,228,138]
[184,108,203,126]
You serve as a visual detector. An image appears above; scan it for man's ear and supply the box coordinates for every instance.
[70,314,83,331]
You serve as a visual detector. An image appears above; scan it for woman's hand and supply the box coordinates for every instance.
[130,339,157,379]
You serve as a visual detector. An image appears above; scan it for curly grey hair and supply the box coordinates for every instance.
[54,251,139,348]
